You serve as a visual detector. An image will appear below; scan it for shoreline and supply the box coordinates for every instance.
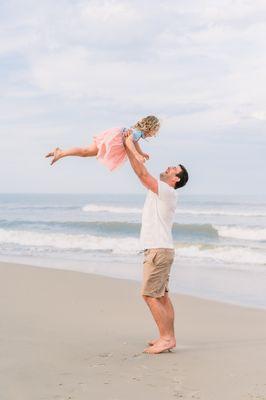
[0,254,266,310]
[1,260,266,399]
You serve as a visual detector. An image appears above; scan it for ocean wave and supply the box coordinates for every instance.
[0,219,266,242]
[2,220,266,241]
[82,203,266,217]
[0,219,218,238]
[216,226,266,242]
[82,204,141,214]
[176,209,266,217]
[2,202,265,218]
[0,220,141,237]
[0,204,77,210]
[0,228,265,266]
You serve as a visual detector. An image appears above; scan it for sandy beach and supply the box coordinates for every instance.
[1,261,266,400]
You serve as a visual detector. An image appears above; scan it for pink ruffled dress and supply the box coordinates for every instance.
[93,127,144,171]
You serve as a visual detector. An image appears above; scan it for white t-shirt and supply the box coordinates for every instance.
[140,180,177,249]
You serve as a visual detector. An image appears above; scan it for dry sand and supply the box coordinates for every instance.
[0,261,266,400]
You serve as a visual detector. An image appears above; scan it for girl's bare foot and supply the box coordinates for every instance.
[45,147,62,165]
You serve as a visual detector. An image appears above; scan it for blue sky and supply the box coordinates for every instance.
[0,0,265,195]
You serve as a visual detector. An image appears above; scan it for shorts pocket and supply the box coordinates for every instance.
[143,249,157,264]
[153,250,174,268]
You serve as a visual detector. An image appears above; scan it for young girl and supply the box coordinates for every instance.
[45,115,160,171]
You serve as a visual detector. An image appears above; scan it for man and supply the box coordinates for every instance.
[126,148,189,354]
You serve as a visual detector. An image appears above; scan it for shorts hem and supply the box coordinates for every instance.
[141,289,169,298]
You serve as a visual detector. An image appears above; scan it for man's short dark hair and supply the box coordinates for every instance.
[175,164,189,189]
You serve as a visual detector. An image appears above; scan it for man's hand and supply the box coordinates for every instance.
[142,153,150,161]
[123,128,132,138]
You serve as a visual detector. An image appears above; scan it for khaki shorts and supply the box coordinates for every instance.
[141,248,175,298]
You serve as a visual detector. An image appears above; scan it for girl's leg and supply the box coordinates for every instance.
[46,142,98,165]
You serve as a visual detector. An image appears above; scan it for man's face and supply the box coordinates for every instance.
[160,165,182,186]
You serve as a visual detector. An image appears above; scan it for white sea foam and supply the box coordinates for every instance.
[217,226,266,241]
[0,229,139,254]
[175,244,266,266]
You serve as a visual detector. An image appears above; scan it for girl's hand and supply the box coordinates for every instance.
[142,153,150,161]
[136,154,146,164]
[45,147,62,165]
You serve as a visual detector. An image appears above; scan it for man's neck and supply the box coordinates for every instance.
[160,176,173,188]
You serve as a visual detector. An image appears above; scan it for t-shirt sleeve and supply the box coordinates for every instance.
[158,180,176,202]
[132,129,142,142]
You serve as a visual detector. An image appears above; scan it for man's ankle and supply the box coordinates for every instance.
[160,335,175,342]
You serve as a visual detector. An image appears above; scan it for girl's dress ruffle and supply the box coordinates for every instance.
[93,127,127,171]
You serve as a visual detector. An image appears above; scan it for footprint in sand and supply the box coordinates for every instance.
[98,352,113,358]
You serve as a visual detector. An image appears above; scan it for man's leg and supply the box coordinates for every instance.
[141,248,175,353]
[148,292,175,345]
[143,293,176,354]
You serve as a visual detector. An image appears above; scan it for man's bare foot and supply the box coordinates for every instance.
[143,338,176,354]
[147,338,159,346]
[45,147,62,165]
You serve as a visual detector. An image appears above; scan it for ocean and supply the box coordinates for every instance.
[0,193,265,309]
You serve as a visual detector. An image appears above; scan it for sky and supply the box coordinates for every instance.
[0,0,265,195]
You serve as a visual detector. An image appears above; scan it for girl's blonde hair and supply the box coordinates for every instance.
[133,115,160,134]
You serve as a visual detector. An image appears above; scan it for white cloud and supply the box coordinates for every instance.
[251,111,266,121]
[80,1,138,22]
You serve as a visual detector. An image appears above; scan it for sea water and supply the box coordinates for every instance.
[0,193,265,308]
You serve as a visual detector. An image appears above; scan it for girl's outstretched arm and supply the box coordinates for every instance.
[124,134,146,163]
[45,142,98,166]
[134,141,149,160]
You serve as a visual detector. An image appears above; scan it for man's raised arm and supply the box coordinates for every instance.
[125,147,158,194]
